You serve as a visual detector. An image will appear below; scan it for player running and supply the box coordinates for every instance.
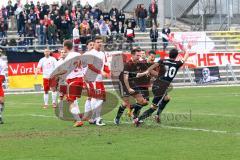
[134,46,191,126]
[84,36,110,126]
[35,49,58,109]
[0,52,7,124]
[114,48,149,125]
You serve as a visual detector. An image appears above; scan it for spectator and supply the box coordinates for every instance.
[18,11,26,36]
[101,10,110,21]
[99,21,111,36]
[0,21,5,38]
[6,0,15,30]
[66,0,72,12]
[149,0,158,27]
[124,22,135,50]
[25,19,35,45]
[94,6,102,20]
[84,2,92,12]
[47,20,57,45]
[76,0,83,10]
[28,9,37,24]
[43,15,51,27]
[15,3,23,34]
[162,25,171,50]
[135,4,141,28]
[59,16,70,43]
[117,21,125,35]
[36,1,41,11]
[71,7,77,22]
[80,20,91,46]
[36,20,46,45]
[138,4,148,32]
[110,15,118,34]
[73,24,80,51]
[24,0,31,14]
[118,10,125,24]
[150,24,158,50]
[125,17,136,29]
[88,15,95,30]
[30,1,35,10]
[91,21,100,38]
[109,7,119,18]
[59,1,68,16]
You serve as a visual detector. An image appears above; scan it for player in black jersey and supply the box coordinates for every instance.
[134,46,191,126]
[114,48,154,125]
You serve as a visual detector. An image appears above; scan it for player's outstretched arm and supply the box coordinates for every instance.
[137,63,159,78]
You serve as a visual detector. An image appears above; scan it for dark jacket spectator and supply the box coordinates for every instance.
[117,21,125,34]
[125,18,136,29]
[109,7,119,18]
[47,20,57,45]
[135,4,141,27]
[138,5,148,32]
[150,25,158,50]
[102,12,110,21]
[118,10,125,24]
[25,20,35,45]
[110,16,118,33]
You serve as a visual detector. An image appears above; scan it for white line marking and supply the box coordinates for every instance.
[4,114,240,136]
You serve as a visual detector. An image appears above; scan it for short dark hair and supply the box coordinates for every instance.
[86,39,94,45]
[148,50,156,55]
[131,48,141,55]
[63,40,73,50]
[169,48,179,59]
[94,36,102,42]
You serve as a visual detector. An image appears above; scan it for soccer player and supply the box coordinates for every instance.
[84,36,110,126]
[134,46,191,126]
[0,52,7,124]
[35,49,58,109]
[114,48,149,125]
[82,39,95,122]
[62,40,84,127]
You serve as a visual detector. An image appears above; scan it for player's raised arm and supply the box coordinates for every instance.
[182,43,192,63]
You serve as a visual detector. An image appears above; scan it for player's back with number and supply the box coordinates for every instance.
[158,59,184,83]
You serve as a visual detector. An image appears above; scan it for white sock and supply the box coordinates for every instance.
[91,98,103,121]
[44,93,49,105]
[70,104,81,121]
[84,99,92,113]
[74,100,79,108]
[52,92,57,104]
[0,103,3,118]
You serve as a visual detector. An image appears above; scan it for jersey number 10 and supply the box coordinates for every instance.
[164,66,177,78]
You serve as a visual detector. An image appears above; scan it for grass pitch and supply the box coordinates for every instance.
[0,86,240,160]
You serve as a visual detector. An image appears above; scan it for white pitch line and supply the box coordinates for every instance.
[4,114,240,136]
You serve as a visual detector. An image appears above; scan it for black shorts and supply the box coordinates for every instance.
[118,81,140,97]
[137,87,150,101]
[152,79,170,97]
[152,95,167,107]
